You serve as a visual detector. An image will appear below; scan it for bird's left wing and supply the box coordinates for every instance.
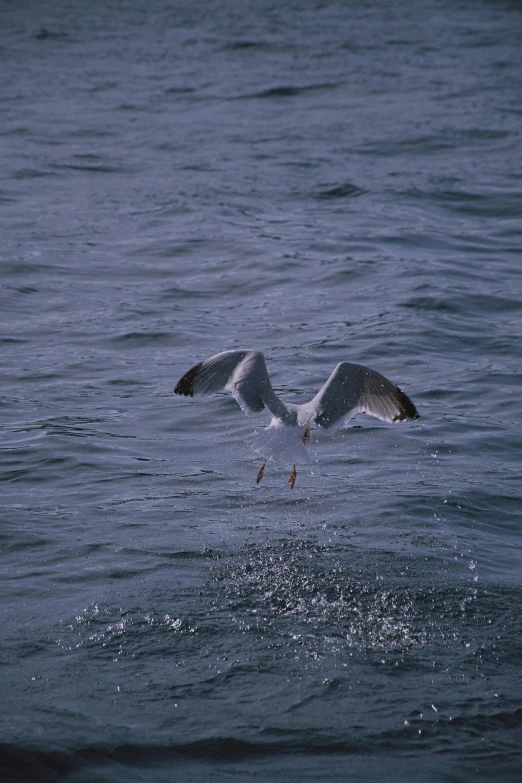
[174,350,275,415]
[307,361,420,429]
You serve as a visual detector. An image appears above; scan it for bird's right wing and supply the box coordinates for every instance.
[174,350,275,415]
[308,361,420,429]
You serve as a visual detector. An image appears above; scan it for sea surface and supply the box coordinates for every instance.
[1,1,522,781]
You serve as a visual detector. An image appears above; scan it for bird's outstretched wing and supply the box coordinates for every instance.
[308,362,420,429]
[174,350,275,415]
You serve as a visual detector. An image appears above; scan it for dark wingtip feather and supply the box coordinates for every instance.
[174,362,203,397]
[393,387,420,421]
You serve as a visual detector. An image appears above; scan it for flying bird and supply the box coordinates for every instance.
[174,350,420,488]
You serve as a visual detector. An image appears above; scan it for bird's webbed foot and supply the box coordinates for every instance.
[288,464,297,489]
[256,458,267,485]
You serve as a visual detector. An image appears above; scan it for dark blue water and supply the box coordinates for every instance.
[2,1,522,780]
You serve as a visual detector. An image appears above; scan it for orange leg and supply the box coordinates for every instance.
[302,426,310,445]
[256,458,267,485]
[288,464,297,489]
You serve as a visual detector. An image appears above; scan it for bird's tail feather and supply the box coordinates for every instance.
[250,425,311,465]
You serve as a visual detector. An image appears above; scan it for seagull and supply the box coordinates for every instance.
[174,350,420,488]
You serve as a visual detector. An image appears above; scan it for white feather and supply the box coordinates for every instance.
[250,420,311,465]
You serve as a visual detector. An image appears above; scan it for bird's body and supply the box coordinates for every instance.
[174,350,420,486]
